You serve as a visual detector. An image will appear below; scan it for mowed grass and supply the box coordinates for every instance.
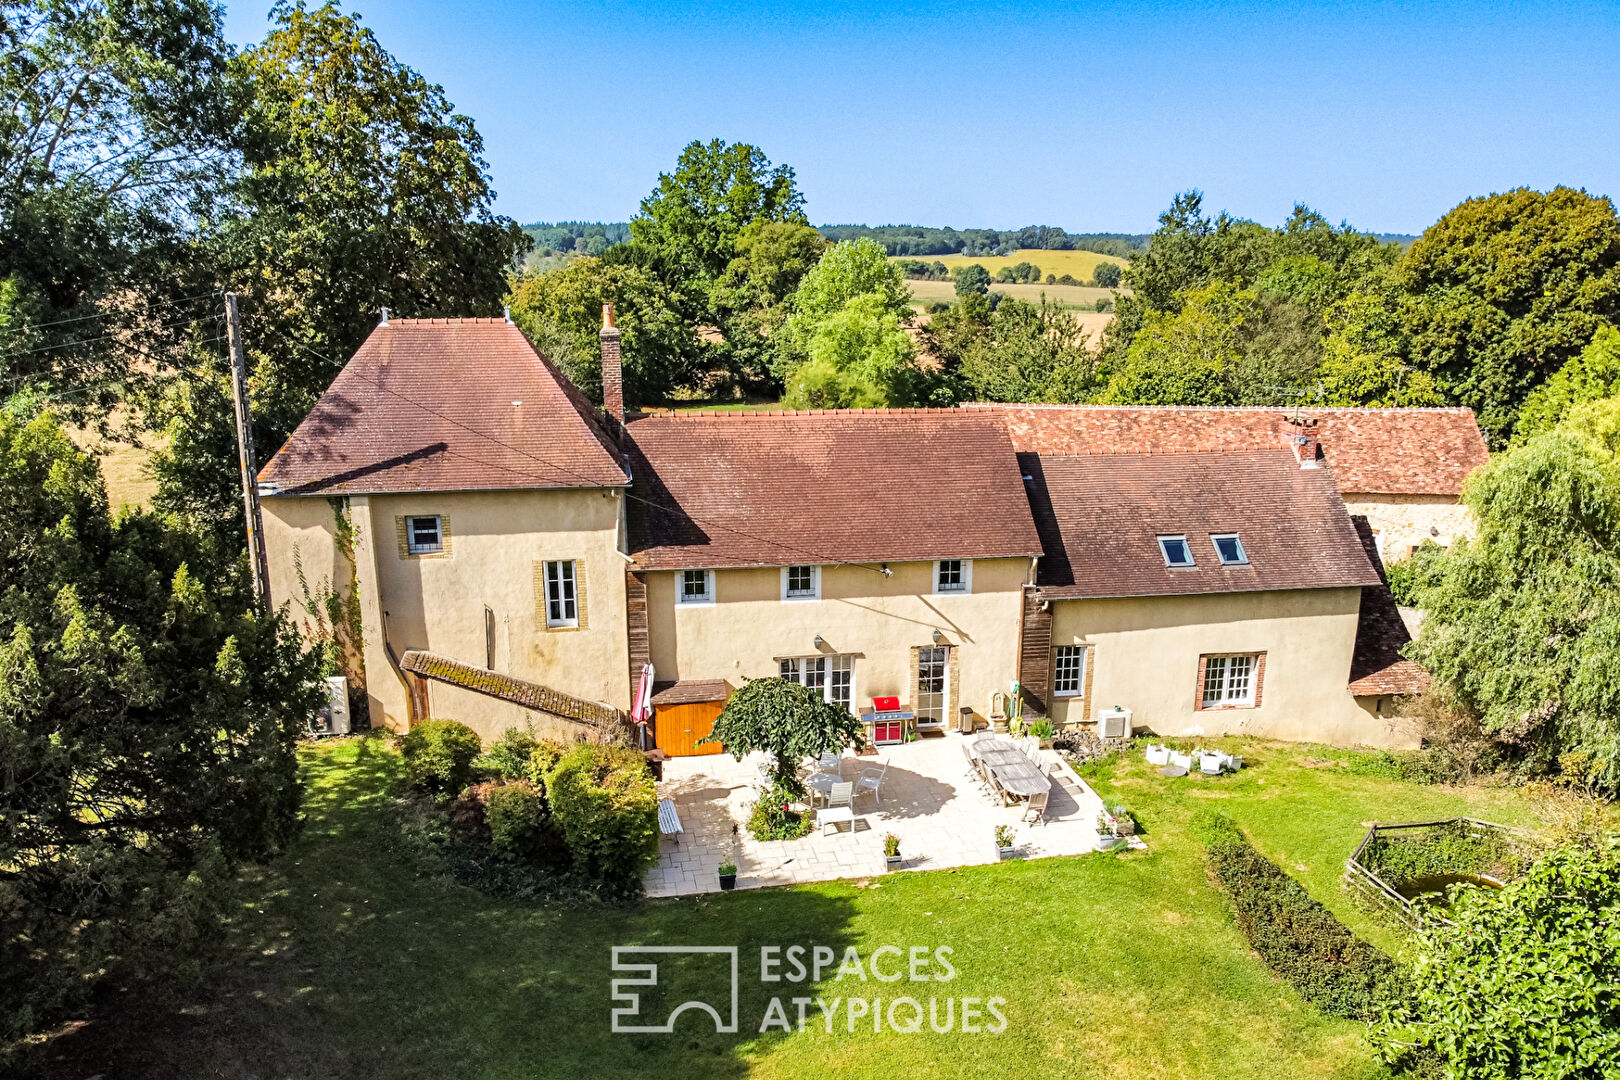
[37,736,1542,1080]
[897,248,1127,284]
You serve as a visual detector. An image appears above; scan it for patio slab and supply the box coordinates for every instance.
[646,732,1124,897]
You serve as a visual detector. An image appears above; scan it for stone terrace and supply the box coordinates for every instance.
[646,732,1127,897]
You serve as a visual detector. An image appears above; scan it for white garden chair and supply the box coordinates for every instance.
[817,782,858,835]
[855,761,888,807]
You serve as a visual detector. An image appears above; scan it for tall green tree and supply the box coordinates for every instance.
[776,237,912,380]
[629,139,805,300]
[1515,323,1620,442]
[1398,186,1620,444]
[708,219,828,395]
[926,293,1098,403]
[0,413,323,1049]
[506,256,693,404]
[782,291,924,409]
[0,0,233,418]
[149,0,529,539]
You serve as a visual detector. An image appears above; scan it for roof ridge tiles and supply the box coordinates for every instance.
[964,402,1479,414]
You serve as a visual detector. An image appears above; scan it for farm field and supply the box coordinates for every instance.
[894,247,1128,283]
[905,276,1119,314]
[34,734,1545,1080]
[66,416,161,510]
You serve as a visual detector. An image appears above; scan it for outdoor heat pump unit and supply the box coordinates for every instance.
[310,675,351,737]
[1096,707,1133,740]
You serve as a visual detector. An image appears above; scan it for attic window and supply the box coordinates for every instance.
[406,515,443,555]
[1212,533,1248,566]
[1158,535,1195,568]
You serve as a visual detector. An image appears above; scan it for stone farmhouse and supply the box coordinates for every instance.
[256,310,1488,755]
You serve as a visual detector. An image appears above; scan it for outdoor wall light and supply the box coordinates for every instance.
[932,629,945,644]
[813,634,825,649]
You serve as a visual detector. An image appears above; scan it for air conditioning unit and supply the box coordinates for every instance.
[1096,706,1133,739]
[311,675,351,736]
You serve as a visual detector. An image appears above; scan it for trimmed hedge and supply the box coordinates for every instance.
[1193,811,1403,1020]
[401,720,482,795]
[546,743,660,898]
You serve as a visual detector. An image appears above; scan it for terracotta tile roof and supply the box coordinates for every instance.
[650,679,732,706]
[970,404,1488,496]
[1027,449,1383,599]
[1347,517,1431,696]
[258,319,627,496]
[399,649,621,728]
[624,410,1043,570]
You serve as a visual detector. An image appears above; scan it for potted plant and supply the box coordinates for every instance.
[995,824,1016,860]
[717,857,738,891]
[1028,718,1056,749]
[1111,805,1136,836]
[884,833,902,868]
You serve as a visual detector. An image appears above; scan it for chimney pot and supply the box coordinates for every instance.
[602,302,617,330]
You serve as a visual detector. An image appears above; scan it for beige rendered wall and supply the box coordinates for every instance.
[263,487,631,737]
[1047,587,1417,749]
[1344,493,1474,562]
[646,558,1031,724]
[262,493,351,646]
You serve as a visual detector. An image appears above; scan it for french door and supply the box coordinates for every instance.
[916,646,948,726]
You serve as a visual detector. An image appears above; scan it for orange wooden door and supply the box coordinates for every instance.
[656,701,724,756]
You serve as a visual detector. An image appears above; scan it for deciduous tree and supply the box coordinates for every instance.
[701,677,865,795]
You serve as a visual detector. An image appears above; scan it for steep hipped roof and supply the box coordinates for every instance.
[972,404,1488,496]
[1026,449,1383,599]
[1347,516,1431,696]
[258,318,627,496]
[625,409,1043,570]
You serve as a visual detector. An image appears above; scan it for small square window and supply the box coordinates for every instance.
[1054,645,1086,696]
[406,515,442,555]
[1158,535,1195,568]
[783,564,819,600]
[1212,533,1247,565]
[934,559,971,594]
[678,568,714,605]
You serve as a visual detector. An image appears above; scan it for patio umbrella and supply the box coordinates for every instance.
[631,663,654,724]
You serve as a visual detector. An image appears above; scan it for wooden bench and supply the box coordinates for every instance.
[657,798,683,843]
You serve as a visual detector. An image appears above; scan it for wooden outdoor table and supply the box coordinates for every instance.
[974,737,1052,798]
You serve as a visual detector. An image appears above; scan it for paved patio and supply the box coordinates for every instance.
[646,731,1133,897]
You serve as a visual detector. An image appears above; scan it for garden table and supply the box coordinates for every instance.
[973,737,1051,799]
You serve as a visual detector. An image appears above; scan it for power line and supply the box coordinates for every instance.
[0,290,221,338]
[0,307,221,364]
[329,364,893,576]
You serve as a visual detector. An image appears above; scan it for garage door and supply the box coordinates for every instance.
[655,700,725,757]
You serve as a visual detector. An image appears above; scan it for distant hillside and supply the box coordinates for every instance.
[818,224,1149,260]
[519,221,630,258]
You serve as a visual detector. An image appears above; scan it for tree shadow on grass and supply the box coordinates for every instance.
[31,735,862,1080]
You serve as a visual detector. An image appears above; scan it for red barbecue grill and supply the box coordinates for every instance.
[865,696,914,746]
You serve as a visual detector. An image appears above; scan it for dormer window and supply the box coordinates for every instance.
[1158,535,1195,568]
[1212,533,1248,566]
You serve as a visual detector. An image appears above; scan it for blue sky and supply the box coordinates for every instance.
[223,1,1620,235]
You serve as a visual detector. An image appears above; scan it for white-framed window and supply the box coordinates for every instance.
[1202,653,1257,708]
[1158,535,1195,568]
[677,568,714,605]
[406,515,443,555]
[1211,533,1248,565]
[1054,645,1087,696]
[933,558,972,594]
[781,564,820,601]
[544,560,578,628]
[780,654,854,712]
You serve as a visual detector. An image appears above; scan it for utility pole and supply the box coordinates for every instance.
[224,292,271,606]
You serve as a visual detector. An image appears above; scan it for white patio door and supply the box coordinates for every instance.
[916,646,949,726]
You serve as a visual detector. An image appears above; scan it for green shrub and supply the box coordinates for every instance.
[1372,841,1620,1078]
[478,728,539,780]
[400,720,483,795]
[1192,810,1403,1020]
[747,779,814,841]
[1028,718,1055,740]
[528,739,566,783]
[545,743,660,898]
[485,781,564,863]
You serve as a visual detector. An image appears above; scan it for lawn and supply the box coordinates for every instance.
[36,736,1540,1080]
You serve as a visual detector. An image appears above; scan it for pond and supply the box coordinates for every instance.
[1396,872,1503,906]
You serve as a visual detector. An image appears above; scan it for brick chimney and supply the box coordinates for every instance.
[1285,415,1321,469]
[599,302,623,425]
